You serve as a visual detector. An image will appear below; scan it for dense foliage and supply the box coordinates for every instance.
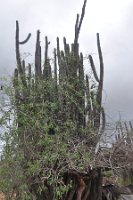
[0,0,106,199]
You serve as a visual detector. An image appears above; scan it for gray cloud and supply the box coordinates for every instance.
[103,3,133,121]
[0,0,133,121]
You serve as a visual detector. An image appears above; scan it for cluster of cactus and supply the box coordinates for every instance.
[14,0,104,143]
[10,1,106,199]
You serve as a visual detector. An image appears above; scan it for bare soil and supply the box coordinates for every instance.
[0,193,5,200]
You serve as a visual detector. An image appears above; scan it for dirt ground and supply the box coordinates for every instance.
[0,193,5,200]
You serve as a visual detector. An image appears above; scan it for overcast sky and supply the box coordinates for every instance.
[0,0,133,122]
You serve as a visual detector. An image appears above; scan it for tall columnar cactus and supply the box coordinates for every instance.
[14,5,105,141]
[15,20,31,89]
[13,0,105,199]
[43,36,52,80]
[74,0,87,51]
[35,30,42,79]
[88,33,104,130]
